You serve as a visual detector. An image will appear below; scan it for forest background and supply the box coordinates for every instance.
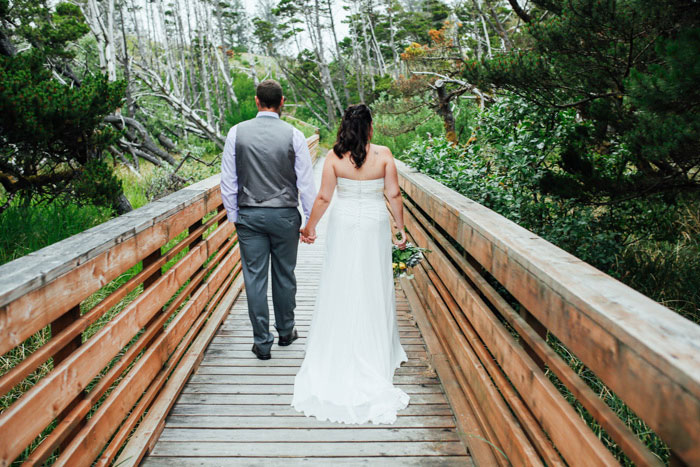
[0,0,698,463]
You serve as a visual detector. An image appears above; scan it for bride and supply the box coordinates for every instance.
[292,104,410,425]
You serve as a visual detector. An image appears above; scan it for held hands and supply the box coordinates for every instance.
[393,229,408,250]
[300,224,317,244]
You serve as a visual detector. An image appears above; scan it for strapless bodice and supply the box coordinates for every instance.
[335,177,384,200]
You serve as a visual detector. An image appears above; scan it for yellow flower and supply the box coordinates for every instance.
[392,262,398,269]
[399,262,407,269]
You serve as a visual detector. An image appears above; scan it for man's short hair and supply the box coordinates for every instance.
[256,80,283,109]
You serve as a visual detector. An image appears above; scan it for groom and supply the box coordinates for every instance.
[220,79,317,360]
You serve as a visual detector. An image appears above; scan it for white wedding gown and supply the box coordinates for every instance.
[292,176,409,424]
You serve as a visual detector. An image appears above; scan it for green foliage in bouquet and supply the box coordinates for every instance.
[392,236,429,279]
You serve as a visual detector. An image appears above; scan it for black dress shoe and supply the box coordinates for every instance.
[278,328,299,347]
[251,343,271,360]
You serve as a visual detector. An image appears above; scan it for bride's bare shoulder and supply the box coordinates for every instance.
[370,144,393,158]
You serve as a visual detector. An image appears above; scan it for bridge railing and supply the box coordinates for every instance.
[395,160,700,466]
[0,134,319,466]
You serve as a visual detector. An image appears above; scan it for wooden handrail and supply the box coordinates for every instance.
[0,135,320,466]
[394,159,700,466]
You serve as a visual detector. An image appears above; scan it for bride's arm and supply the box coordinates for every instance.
[384,150,407,249]
[300,154,336,242]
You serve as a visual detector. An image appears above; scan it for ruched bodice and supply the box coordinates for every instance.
[335,177,384,200]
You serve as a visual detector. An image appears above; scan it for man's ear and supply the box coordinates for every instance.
[255,96,261,109]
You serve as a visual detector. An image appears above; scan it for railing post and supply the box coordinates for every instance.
[143,248,162,290]
[518,308,547,372]
[50,304,84,450]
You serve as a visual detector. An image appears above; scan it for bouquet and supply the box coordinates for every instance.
[392,237,429,279]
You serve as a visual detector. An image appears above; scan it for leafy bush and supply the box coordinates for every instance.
[400,94,699,322]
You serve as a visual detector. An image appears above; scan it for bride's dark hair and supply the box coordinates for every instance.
[333,104,372,169]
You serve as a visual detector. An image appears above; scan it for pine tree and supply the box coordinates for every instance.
[0,1,127,211]
[462,0,700,202]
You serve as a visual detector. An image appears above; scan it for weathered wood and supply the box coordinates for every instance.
[411,262,540,466]
[157,427,461,442]
[142,457,472,466]
[98,270,242,467]
[403,197,662,466]
[168,403,454,417]
[0,177,223,356]
[0,222,234,464]
[172,392,448,406]
[397,159,700,464]
[0,210,229,400]
[400,276,501,466]
[149,441,467,457]
[404,202,615,466]
[55,243,240,465]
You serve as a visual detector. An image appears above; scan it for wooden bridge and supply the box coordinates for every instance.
[1,133,699,466]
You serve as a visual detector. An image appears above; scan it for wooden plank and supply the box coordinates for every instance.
[180,384,442,395]
[405,204,606,466]
[202,349,428,360]
[163,415,457,429]
[198,358,430,368]
[411,262,542,466]
[0,211,228,400]
[0,184,223,356]
[184,374,437,385]
[54,243,240,466]
[205,343,426,351]
[406,269,510,467]
[400,277,501,467]
[193,365,431,376]
[157,427,461,442]
[168,403,454,417]
[425,266,565,466]
[94,264,240,467]
[142,456,471,466]
[397,160,700,464]
[0,222,235,465]
[149,441,467,457]
[173,393,449,406]
[113,272,244,467]
[21,266,198,466]
[404,197,662,466]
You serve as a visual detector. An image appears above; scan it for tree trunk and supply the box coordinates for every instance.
[435,80,457,145]
[387,0,400,79]
[194,1,214,126]
[326,0,350,106]
[507,0,532,22]
[118,2,134,116]
[216,1,238,106]
[359,3,376,90]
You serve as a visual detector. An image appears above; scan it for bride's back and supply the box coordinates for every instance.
[331,144,389,181]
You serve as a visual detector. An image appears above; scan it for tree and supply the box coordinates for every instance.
[0,1,128,212]
[462,0,700,202]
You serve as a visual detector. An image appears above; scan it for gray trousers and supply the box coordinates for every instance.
[235,207,301,353]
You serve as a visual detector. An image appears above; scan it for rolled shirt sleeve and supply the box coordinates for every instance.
[220,125,239,223]
[292,129,317,222]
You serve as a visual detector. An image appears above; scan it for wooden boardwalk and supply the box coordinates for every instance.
[141,160,472,466]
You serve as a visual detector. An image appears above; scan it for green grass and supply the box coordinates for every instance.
[0,200,114,266]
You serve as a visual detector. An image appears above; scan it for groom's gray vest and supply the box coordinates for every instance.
[235,115,298,208]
